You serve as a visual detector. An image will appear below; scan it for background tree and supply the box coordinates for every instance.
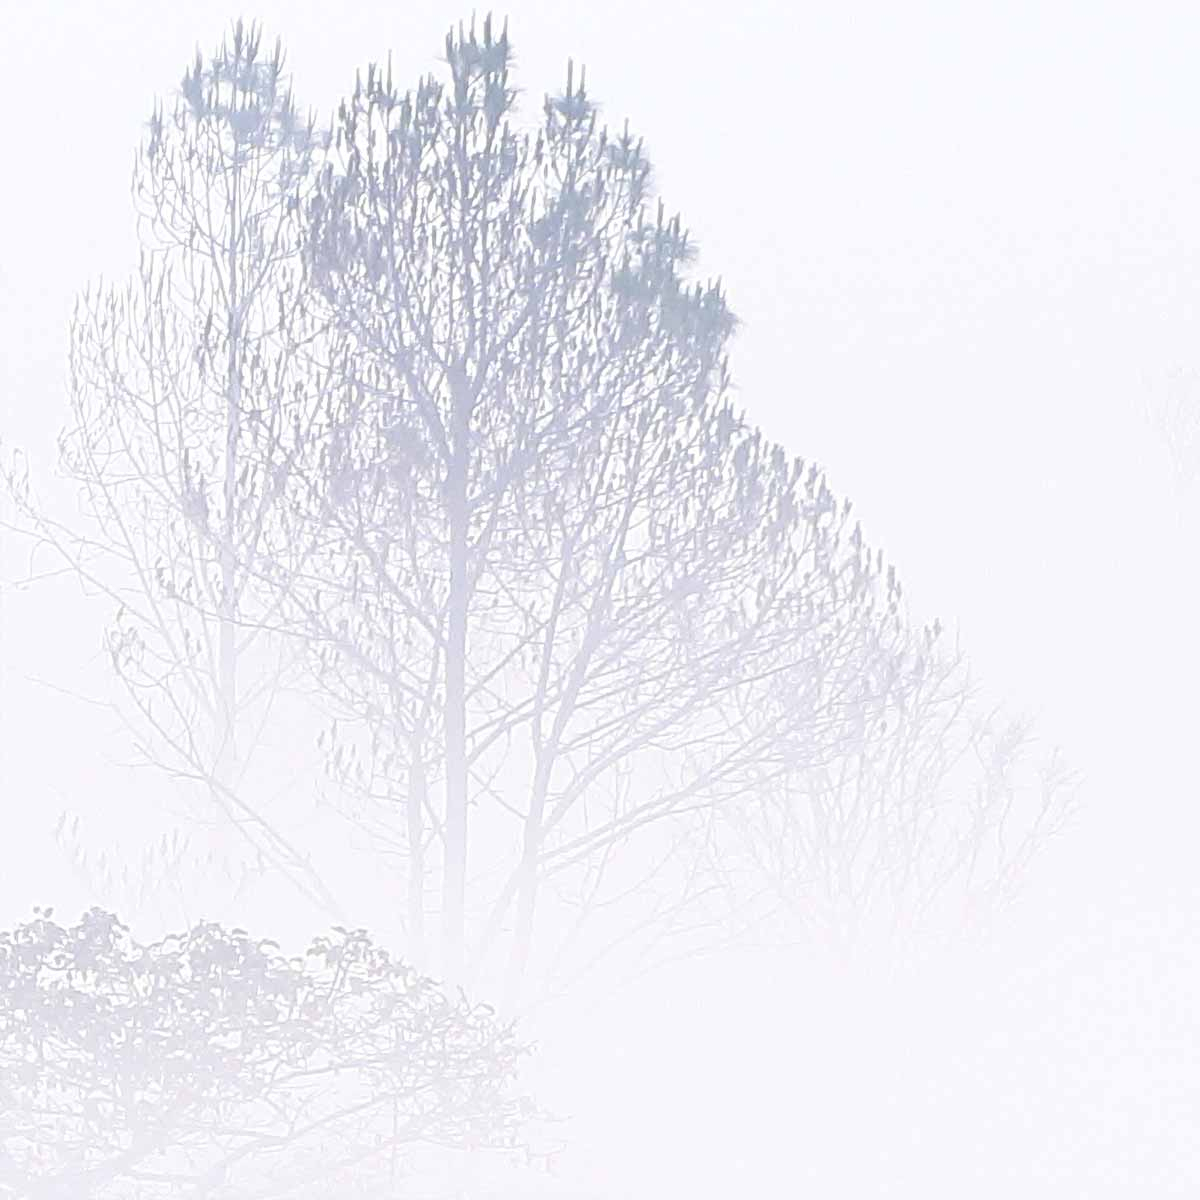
[2,22,340,923]
[1146,366,1200,497]
[0,908,530,1200]
[693,627,1074,964]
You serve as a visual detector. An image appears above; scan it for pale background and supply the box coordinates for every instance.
[2,2,1198,1194]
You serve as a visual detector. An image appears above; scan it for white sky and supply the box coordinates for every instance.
[2,2,1199,1194]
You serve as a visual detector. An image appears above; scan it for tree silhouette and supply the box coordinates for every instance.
[3,22,339,920]
[277,16,1070,1003]
[3,17,1072,1011]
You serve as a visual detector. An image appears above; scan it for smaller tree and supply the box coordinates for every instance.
[698,630,1075,962]
[2,19,341,926]
[1146,366,1200,495]
[0,909,532,1199]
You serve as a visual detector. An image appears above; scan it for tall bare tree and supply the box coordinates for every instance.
[271,18,1069,1006]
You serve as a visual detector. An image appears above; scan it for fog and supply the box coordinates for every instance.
[1,2,1197,1196]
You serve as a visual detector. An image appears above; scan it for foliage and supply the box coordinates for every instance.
[0,908,530,1199]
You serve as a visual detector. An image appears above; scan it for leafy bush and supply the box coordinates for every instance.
[0,908,531,1198]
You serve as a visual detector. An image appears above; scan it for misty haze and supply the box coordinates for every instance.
[0,3,1195,1197]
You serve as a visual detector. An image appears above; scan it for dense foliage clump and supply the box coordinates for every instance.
[0,908,531,1199]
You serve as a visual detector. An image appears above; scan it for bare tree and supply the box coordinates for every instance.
[1145,365,1200,495]
[269,18,1065,1007]
[689,626,1075,966]
[2,22,340,921]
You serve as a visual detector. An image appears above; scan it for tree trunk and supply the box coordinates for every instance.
[216,164,242,789]
[442,368,471,984]
[505,756,551,1013]
[407,725,427,970]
